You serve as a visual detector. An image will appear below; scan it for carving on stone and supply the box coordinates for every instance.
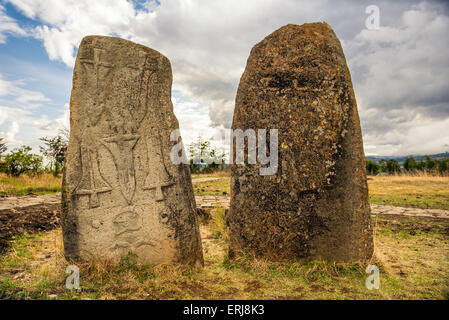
[79,48,113,125]
[144,131,175,202]
[112,209,152,251]
[101,133,140,205]
[63,36,204,266]
[123,53,153,129]
[146,179,174,202]
[78,49,156,207]
[113,210,142,236]
[73,47,114,208]
[73,132,112,208]
[96,52,157,206]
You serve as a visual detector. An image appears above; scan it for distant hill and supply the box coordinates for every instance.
[366,152,449,164]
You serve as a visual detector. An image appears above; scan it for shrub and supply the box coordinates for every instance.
[366,160,380,175]
[3,146,43,177]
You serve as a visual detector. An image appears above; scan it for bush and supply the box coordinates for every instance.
[3,146,43,177]
[436,158,449,174]
[425,155,436,171]
[386,159,401,173]
[403,157,417,171]
[366,160,380,175]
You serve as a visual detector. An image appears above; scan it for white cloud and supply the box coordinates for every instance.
[0,4,26,43]
[4,120,20,145]
[8,0,138,66]
[0,73,50,105]
[348,2,449,113]
[362,107,449,156]
[0,102,69,151]
[172,92,227,153]
[3,0,449,156]
[0,73,67,151]
[0,107,28,146]
[346,2,449,155]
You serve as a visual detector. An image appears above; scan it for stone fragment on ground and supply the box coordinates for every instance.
[0,193,60,211]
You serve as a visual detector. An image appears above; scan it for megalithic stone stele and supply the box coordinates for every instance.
[228,23,374,262]
[62,36,203,266]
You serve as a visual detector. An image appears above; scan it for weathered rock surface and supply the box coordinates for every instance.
[62,36,203,266]
[228,23,374,262]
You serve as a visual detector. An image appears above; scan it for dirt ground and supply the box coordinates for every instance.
[0,203,60,252]
[0,190,60,251]
[1,193,448,253]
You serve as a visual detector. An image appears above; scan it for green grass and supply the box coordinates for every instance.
[1,211,448,300]
[192,178,230,195]
[367,175,449,210]
[209,207,228,241]
[0,173,61,196]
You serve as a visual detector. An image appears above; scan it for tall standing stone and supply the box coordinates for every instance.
[228,23,373,262]
[62,36,203,266]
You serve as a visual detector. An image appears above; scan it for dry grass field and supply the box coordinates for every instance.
[367,174,449,210]
[0,171,448,299]
[1,171,447,211]
[0,173,61,197]
[191,173,449,210]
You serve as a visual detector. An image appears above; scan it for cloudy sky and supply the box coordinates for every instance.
[0,0,448,157]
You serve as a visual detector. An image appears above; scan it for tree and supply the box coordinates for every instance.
[403,157,417,171]
[208,147,227,171]
[386,159,401,173]
[0,136,6,173]
[39,129,69,176]
[366,160,380,175]
[188,135,226,173]
[188,135,209,173]
[378,159,388,173]
[4,146,43,176]
[0,136,6,157]
[425,155,436,171]
[415,160,425,171]
[436,158,449,174]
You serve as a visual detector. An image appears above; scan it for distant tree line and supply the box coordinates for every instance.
[1,133,228,177]
[0,130,68,177]
[2,131,447,177]
[366,155,449,175]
